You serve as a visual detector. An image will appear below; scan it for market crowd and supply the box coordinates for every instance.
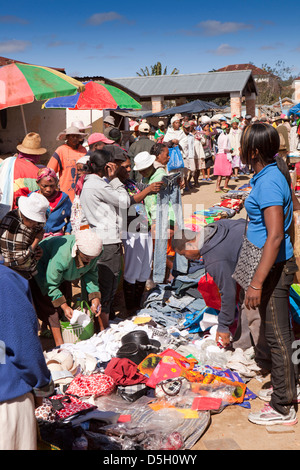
[0,108,300,449]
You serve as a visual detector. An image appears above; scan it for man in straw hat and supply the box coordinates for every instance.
[47,126,88,202]
[0,132,47,212]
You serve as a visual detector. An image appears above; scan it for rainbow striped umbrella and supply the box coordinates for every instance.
[42,80,142,110]
[0,62,85,110]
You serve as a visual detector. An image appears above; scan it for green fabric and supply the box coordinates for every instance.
[16,63,79,101]
[144,168,175,225]
[34,235,100,303]
[101,83,142,109]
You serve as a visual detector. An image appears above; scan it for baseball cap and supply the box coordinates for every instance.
[88,133,114,146]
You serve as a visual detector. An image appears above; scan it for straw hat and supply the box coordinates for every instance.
[56,126,88,141]
[70,120,92,130]
[16,132,47,155]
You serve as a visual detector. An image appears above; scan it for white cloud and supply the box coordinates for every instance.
[86,11,128,26]
[207,43,242,56]
[198,20,253,36]
[0,39,31,53]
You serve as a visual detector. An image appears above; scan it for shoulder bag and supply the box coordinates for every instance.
[232,217,263,292]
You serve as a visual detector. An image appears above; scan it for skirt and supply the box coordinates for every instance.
[214,153,232,177]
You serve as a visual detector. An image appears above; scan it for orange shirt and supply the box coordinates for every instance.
[47,144,87,202]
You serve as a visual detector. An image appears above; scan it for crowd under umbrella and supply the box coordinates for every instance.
[0,62,85,133]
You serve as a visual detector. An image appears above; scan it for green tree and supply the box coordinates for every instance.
[136,62,179,76]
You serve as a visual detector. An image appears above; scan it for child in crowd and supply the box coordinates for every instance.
[0,192,49,279]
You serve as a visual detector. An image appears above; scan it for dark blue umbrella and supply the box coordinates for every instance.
[288,103,300,117]
[142,99,223,118]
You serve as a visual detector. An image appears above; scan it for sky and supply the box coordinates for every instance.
[0,0,299,80]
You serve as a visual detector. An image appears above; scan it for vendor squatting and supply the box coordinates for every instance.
[102,454,198,466]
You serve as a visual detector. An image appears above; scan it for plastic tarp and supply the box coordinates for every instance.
[142,99,223,118]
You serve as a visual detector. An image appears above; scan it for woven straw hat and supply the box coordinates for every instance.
[17,132,47,155]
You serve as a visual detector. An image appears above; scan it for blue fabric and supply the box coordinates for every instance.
[0,265,51,402]
[45,192,72,234]
[244,163,293,263]
[153,172,184,283]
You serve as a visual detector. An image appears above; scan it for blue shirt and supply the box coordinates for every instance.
[244,163,293,263]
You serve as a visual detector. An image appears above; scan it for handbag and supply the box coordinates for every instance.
[167,146,185,172]
[232,217,263,291]
[204,147,212,159]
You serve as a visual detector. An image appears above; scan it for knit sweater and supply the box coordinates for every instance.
[34,235,101,307]
[0,264,53,403]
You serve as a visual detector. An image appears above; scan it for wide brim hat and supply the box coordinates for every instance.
[70,120,92,130]
[121,329,161,350]
[133,151,156,171]
[18,192,49,223]
[56,126,88,141]
[16,132,47,155]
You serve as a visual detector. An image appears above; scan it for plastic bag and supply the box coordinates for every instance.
[167,146,184,172]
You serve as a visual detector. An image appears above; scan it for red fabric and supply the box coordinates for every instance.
[197,272,222,310]
[66,373,115,397]
[105,357,148,386]
[48,394,96,420]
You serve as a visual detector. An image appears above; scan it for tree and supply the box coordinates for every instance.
[256,60,297,105]
[136,62,179,76]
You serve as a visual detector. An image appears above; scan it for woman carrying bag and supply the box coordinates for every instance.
[236,123,299,426]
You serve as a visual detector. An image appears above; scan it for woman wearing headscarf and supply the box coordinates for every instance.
[34,167,72,237]
[0,132,47,211]
[29,229,103,346]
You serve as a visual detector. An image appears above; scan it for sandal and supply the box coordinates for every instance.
[223,187,230,192]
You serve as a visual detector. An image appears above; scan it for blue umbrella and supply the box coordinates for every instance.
[288,103,300,117]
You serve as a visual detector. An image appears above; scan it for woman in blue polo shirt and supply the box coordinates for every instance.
[240,123,298,427]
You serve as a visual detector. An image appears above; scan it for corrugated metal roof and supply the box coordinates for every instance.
[110,71,257,98]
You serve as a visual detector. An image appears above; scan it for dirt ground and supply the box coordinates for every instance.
[40,173,300,451]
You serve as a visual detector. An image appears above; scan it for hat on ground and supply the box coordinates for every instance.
[133,151,156,171]
[18,192,49,223]
[103,115,115,126]
[56,126,88,141]
[17,132,47,155]
[88,132,114,146]
[138,122,150,133]
[121,330,161,350]
[70,120,92,130]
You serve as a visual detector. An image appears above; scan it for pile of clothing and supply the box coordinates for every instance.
[38,261,259,450]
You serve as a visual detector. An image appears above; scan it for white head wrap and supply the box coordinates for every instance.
[72,229,103,258]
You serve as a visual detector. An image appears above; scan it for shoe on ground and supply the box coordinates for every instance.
[248,403,297,426]
[258,384,300,403]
